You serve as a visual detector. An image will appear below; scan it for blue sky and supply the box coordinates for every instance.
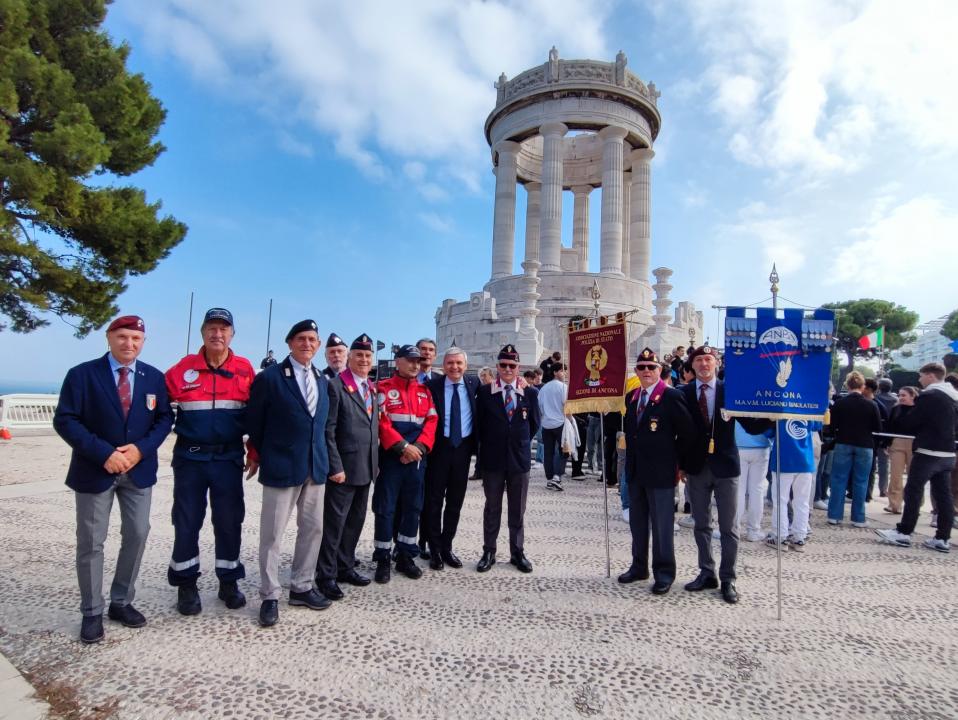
[3,0,956,387]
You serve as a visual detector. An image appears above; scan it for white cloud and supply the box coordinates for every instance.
[677,0,958,177]
[718,202,807,276]
[119,0,609,190]
[418,212,455,234]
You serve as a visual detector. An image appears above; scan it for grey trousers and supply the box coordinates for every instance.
[259,481,325,600]
[75,474,152,617]
[687,467,739,581]
[316,482,370,581]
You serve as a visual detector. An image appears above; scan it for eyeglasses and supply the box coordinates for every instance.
[635,364,658,371]
[498,362,517,369]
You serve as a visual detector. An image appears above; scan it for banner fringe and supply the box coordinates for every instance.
[726,410,827,422]
[565,398,625,415]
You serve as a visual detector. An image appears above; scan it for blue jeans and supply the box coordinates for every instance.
[828,443,872,523]
[535,428,544,463]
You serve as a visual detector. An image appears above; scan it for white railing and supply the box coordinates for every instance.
[0,394,59,428]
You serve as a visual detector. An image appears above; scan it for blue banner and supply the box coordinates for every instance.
[723,307,835,420]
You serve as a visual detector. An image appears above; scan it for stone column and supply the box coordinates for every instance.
[523,182,541,264]
[571,185,591,271]
[599,126,628,275]
[537,122,567,272]
[629,148,654,282]
[490,140,520,279]
[652,267,673,336]
[621,170,631,277]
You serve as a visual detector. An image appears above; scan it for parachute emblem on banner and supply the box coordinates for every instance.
[758,326,799,388]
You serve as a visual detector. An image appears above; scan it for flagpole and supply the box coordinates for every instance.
[770,265,783,621]
[186,291,194,355]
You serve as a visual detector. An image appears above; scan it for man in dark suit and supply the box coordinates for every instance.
[316,334,379,600]
[53,315,174,644]
[679,345,767,604]
[247,319,333,627]
[619,348,694,595]
[474,344,540,573]
[422,346,480,570]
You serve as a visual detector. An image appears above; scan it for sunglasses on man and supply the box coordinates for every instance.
[498,362,517,369]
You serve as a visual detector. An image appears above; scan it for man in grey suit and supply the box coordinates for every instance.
[316,334,379,600]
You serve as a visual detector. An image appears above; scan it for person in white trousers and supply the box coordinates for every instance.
[735,424,772,542]
[767,419,822,551]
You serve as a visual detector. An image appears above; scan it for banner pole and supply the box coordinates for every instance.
[600,414,611,578]
[775,419,783,621]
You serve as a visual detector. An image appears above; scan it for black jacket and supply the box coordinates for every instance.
[475,382,540,474]
[899,384,958,454]
[624,383,694,488]
[828,392,882,448]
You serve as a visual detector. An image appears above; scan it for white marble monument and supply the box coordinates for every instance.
[435,49,703,368]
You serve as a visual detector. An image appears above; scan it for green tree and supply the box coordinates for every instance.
[1,0,186,336]
[824,299,918,380]
[941,309,958,340]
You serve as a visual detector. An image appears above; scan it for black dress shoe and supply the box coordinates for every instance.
[395,553,423,579]
[289,588,332,610]
[476,550,496,572]
[80,614,104,644]
[651,581,672,595]
[318,579,344,601]
[375,558,391,584]
[177,584,202,615]
[617,567,649,584]
[259,600,278,627]
[419,545,431,560]
[510,553,533,573]
[684,573,719,592]
[218,581,246,609]
[721,581,739,604]
[429,554,444,571]
[107,603,146,628]
[337,568,371,587]
[441,550,463,569]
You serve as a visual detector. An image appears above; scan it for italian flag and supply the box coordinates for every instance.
[858,327,884,349]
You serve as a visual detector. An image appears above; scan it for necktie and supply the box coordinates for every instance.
[450,382,462,447]
[117,366,131,419]
[304,366,317,416]
[637,389,648,417]
[504,384,515,420]
[698,384,710,423]
[361,381,372,416]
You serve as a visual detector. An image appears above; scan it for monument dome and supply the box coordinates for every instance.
[435,48,703,367]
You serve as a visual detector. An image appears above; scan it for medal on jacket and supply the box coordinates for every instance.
[146,393,156,411]
[650,418,658,433]
[708,437,715,454]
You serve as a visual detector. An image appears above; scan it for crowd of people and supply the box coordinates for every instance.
[52,313,958,644]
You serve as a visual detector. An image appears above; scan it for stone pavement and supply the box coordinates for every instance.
[0,435,956,719]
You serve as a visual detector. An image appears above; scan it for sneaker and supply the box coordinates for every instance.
[930,513,938,528]
[765,534,786,548]
[827,518,841,525]
[745,531,765,542]
[922,537,950,553]
[813,500,828,510]
[571,474,587,481]
[883,507,902,515]
[673,523,680,534]
[546,479,564,492]
[622,508,630,523]
[852,520,870,528]
[875,528,911,547]
[788,537,806,552]
[677,515,695,529]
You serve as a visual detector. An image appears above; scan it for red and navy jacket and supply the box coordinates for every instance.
[165,348,257,462]
[377,374,437,459]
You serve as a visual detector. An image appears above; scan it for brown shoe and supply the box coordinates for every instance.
[883,507,901,515]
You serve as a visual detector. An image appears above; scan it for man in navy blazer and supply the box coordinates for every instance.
[474,344,540,574]
[53,315,174,644]
[422,346,480,570]
[246,319,333,627]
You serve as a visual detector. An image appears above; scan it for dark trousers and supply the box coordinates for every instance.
[571,415,587,476]
[168,458,245,586]
[373,460,425,560]
[898,453,957,541]
[424,440,473,552]
[603,413,620,485]
[542,425,566,480]
[482,470,529,555]
[687,466,739,581]
[316,482,370,580]
[629,483,676,585]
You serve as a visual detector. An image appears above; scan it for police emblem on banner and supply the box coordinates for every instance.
[564,318,627,415]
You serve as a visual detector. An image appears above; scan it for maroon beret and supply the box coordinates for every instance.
[688,345,717,361]
[107,315,145,333]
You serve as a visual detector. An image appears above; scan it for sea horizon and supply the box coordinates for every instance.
[0,379,61,396]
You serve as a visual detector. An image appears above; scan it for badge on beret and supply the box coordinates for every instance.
[183,369,199,383]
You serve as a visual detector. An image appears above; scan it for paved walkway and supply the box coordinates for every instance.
[0,435,955,719]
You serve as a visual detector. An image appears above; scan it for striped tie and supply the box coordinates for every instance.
[637,389,648,417]
[304,366,317,416]
[361,381,372,416]
[504,384,515,420]
[117,366,131,419]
